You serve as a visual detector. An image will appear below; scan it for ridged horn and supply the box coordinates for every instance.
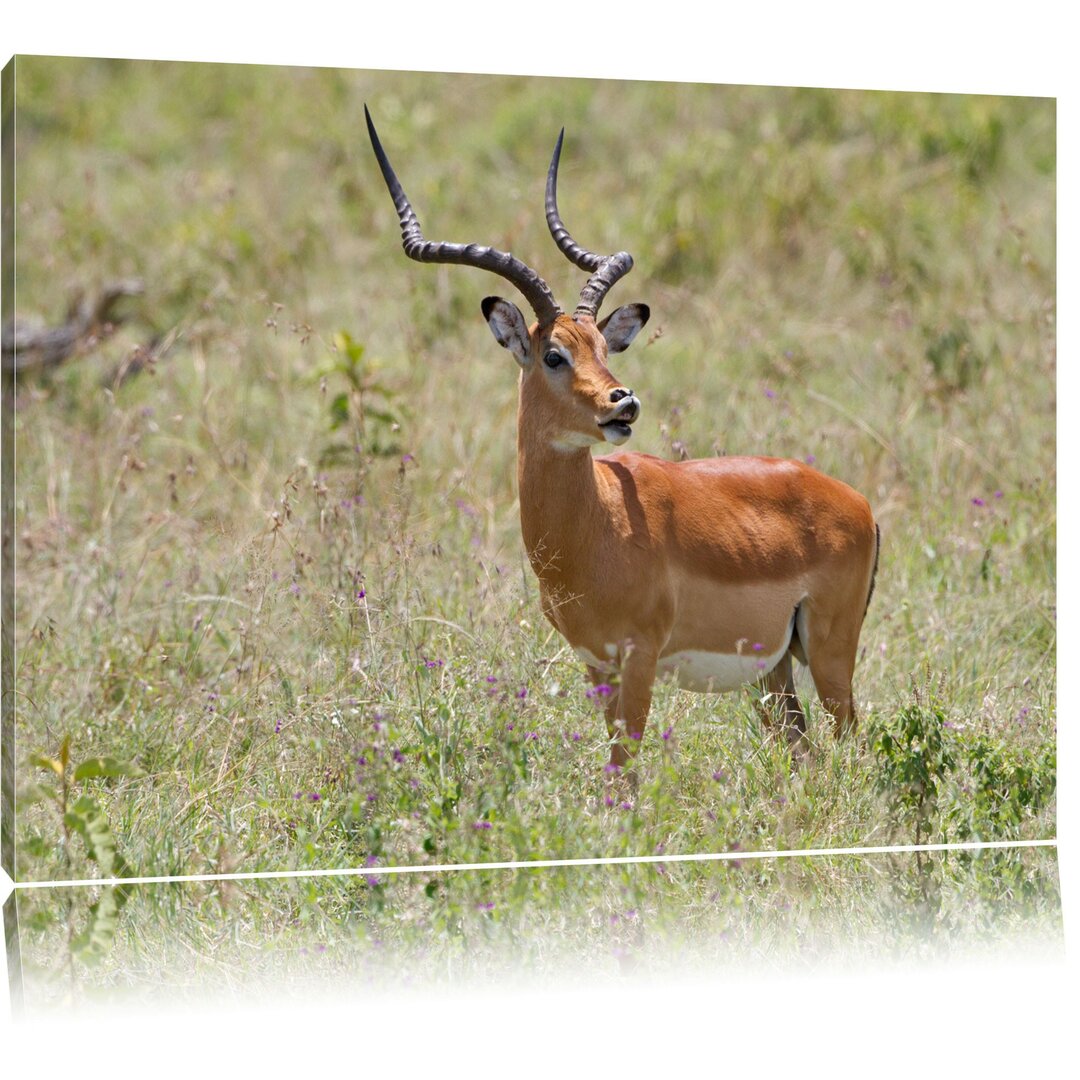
[366,105,561,327]
[545,128,635,320]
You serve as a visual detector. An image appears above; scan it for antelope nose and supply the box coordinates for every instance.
[610,387,634,403]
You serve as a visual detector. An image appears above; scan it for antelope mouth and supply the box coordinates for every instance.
[598,396,640,443]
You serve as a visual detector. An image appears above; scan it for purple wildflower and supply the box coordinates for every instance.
[516,687,528,700]
[972,497,986,507]
[472,821,493,830]
[764,388,776,399]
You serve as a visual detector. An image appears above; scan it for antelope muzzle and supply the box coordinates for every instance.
[598,389,641,443]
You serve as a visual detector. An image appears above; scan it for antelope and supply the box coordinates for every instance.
[365,107,881,783]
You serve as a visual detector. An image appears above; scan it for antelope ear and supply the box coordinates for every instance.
[482,296,531,367]
[598,303,650,353]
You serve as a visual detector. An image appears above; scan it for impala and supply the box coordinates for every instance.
[365,107,880,781]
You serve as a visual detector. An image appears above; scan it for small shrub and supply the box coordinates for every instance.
[869,685,957,846]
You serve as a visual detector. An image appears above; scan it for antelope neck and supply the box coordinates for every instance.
[516,405,604,568]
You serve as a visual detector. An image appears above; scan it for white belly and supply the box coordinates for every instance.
[574,632,792,694]
[657,643,787,692]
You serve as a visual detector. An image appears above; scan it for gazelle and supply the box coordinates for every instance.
[366,107,880,780]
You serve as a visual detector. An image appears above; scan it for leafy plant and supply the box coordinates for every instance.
[924,320,986,393]
[868,686,957,846]
[949,734,1056,842]
[313,331,406,466]
[27,736,143,966]
[870,680,1056,849]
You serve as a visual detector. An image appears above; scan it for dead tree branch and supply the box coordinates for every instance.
[1,280,145,376]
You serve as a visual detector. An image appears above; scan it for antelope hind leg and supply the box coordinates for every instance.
[756,651,809,758]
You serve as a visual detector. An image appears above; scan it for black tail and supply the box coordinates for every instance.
[863,523,881,618]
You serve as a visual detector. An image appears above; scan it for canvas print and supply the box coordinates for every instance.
[0,57,1058,1005]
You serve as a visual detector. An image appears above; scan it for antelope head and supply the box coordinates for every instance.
[365,109,650,450]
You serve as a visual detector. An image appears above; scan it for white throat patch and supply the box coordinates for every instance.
[550,431,599,451]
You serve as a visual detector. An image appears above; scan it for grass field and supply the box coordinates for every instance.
[5,59,1058,993]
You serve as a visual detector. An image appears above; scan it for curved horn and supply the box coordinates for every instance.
[545,128,635,320]
[366,106,561,327]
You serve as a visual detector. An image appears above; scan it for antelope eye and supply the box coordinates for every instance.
[543,349,566,369]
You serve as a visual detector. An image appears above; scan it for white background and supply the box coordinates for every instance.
[1,2,1074,1073]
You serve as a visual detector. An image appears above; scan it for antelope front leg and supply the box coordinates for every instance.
[587,663,630,800]
[587,665,621,743]
[603,645,658,794]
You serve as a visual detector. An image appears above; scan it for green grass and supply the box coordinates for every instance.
[8,59,1057,991]
[15,846,1062,1007]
